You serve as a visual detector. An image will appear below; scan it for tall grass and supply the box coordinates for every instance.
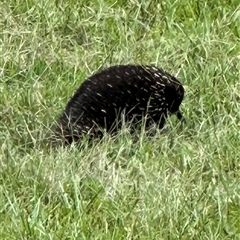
[1,0,240,239]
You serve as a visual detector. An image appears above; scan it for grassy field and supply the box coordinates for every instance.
[1,0,240,239]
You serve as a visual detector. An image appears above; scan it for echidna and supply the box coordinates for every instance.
[53,64,185,144]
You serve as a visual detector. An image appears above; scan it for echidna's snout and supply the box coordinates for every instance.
[175,110,187,126]
[175,110,183,120]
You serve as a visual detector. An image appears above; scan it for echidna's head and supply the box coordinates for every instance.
[166,83,185,120]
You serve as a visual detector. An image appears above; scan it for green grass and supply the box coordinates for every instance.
[1,0,240,239]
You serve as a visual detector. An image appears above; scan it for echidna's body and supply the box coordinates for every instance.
[53,64,184,144]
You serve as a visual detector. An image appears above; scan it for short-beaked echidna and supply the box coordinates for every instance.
[53,64,185,144]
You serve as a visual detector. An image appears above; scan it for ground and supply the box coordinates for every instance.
[0,0,240,239]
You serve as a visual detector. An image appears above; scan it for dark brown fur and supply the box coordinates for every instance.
[53,64,185,144]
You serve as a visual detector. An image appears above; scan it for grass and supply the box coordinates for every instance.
[1,0,240,239]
